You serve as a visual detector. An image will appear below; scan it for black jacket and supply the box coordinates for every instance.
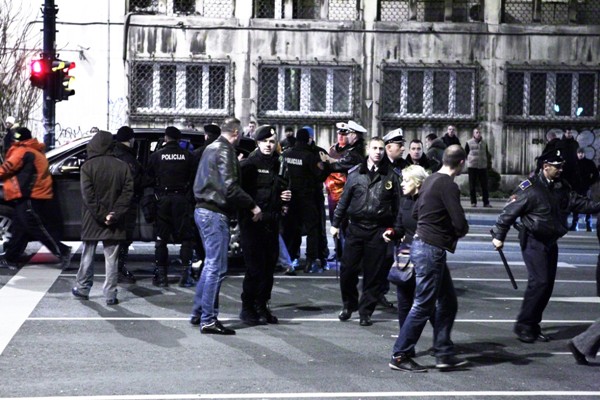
[113,142,144,200]
[327,138,365,173]
[282,142,327,195]
[145,141,195,194]
[194,136,256,216]
[240,150,287,224]
[493,172,600,243]
[332,160,401,231]
[578,157,599,192]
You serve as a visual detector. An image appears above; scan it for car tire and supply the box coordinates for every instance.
[0,205,14,255]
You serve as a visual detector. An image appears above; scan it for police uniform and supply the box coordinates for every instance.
[383,128,409,171]
[281,128,328,272]
[332,156,401,325]
[239,125,288,324]
[144,126,197,287]
[492,149,600,343]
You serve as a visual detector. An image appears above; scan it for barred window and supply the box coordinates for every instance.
[505,70,599,122]
[258,65,355,119]
[502,0,600,25]
[378,0,481,22]
[130,61,230,118]
[253,0,358,20]
[380,67,477,121]
[128,0,234,17]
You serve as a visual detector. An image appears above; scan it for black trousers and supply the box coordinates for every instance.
[468,168,489,206]
[240,220,279,306]
[339,223,387,317]
[516,233,558,334]
[155,193,194,266]
[282,193,321,261]
[6,198,69,262]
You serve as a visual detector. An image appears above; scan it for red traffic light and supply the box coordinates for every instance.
[30,59,49,89]
[31,59,45,74]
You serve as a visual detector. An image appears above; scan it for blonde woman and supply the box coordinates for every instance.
[383,165,429,330]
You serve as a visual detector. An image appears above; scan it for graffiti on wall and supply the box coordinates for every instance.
[109,97,128,131]
[55,124,93,146]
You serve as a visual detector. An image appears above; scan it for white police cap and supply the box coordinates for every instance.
[347,120,367,134]
[383,128,404,145]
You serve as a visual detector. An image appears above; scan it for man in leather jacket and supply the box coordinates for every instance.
[191,117,262,335]
[492,148,600,343]
[330,137,401,327]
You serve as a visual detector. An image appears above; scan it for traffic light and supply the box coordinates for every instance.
[30,59,49,89]
[51,60,76,101]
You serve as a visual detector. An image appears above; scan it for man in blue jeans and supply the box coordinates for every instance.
[389,145,469,372]
[190,117,262,335]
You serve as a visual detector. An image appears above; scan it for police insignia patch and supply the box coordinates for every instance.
[385,181,392,190]
[518,179,532,190]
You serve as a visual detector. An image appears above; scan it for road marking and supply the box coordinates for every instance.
[487,296,600,303]
[1,391,600,399]
[27,317,597,323]
[0,242,80,356]
[0,265,63,355]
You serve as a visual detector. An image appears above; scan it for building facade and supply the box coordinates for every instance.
[24,0,600,188]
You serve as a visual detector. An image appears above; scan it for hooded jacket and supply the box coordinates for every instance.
[80,131,133,240]
[0,138,52,201]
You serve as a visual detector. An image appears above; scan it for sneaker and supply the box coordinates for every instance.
[60,247,73,270]
[106,298,119,306]
[201,320,236,335]
[283,266,297,276]
[389,355,428,373]
[71,287,89,300]
[435,355,469,369]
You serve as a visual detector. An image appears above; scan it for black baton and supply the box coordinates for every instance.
[490,229,518,290]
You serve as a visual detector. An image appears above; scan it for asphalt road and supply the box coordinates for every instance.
[0,211,599,399]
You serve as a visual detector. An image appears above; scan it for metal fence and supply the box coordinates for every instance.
[380,65,478,123]
[257,63,359,122]
[129,60,232,123]
[128,0,234,17]
[504,68,599,123]
[502,0,600,25]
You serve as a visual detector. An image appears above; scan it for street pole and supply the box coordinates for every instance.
[42,0,57,150]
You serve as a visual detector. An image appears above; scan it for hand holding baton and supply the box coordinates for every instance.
[490,229,518,290]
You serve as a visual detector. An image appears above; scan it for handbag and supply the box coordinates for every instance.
[387,251,414,285]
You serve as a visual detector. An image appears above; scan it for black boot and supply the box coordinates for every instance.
[178,263,197,287]
[239,302,264,325]
[152,265,169,287]
[586,221,592,232]
[117,245,136,284]
[256,302,278,324]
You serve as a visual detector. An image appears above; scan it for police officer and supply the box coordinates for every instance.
[145,126,197,287]
[282,128,328,273]
[238,125,291,324]
[112,126,144,284]
[492,148,600,343]
[382,128,408,171]
[331,137,401,327]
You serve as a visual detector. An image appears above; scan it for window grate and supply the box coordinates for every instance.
[503,0,600,25]
[504,68,599,123]
[380,65,478,122]
[257,63,359,121]
[379,0,446,22]
[130,60,232,121]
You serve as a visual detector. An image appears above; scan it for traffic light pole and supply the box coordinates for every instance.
[42,0,57,150]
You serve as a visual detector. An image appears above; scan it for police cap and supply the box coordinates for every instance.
[254,125,277,141]
[335,122,348,134]
[347,120,367,134]
[539,148,565,166]
[383,128,404,145]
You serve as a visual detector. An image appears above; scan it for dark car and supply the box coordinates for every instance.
[0,129,256,258]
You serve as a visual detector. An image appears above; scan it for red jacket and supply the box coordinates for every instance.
[0,139,53,201]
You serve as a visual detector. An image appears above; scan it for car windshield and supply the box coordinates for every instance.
[45,136,93,159]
